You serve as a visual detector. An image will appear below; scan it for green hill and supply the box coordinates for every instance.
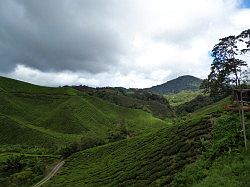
[0,115,62,147]
[0,76,168,149]
[146,75,203,94]
[45,118,213,186]
[73,86,174,119]
[1,76,249,187]
[44,98,247,187]
[0,76,77,95]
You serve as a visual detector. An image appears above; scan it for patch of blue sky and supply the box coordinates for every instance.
[241,0,250,8]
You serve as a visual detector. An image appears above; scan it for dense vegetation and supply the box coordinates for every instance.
[172,111,250,187]
[0,76,167,146]
[175,95,214,116]
[45,97,249,187]
[72,86,174,119]
[0,75,249,187]
[0,76,169,186]
[145,75,202,94]
[164,90,203,107]
[201,29,250,98]
[0,154,59,186]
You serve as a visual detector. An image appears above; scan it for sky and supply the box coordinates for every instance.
[0,0,250,88]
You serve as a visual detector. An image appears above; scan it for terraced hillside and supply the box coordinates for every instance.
[45,99,233,187]
[0,76,168,149]
[1,76,248,187]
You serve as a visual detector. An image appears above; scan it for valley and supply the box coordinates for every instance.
[0,75,249,186]
[0,2,249,186]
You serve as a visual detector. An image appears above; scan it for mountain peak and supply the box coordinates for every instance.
[146,75,203,94]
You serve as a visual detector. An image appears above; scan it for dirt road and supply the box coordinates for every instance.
[33,161,65,187]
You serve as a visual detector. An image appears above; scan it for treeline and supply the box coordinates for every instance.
[71,86,174,119]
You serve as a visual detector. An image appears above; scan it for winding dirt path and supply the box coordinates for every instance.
[33,161,65,187]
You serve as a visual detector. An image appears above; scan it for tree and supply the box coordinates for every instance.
[238,29,250,54]
[4,155,25,172]
[203,30,249,97]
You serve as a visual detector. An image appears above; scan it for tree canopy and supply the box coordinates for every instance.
[201,29,250,98]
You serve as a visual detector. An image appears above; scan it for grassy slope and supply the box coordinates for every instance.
[45,99,231,187]
[164,90,204,107]
[0,76,167,149]
[170,97,250,187]
[0,76,77,95]
[192,147,250,187]
[0,115,63,147]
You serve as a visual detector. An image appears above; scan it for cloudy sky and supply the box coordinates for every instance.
[0,0,250,88]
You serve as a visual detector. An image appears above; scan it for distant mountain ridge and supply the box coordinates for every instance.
[145,75,203,94]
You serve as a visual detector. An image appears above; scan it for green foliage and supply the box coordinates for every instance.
[45,101,226,187]
[165,90,203,106]
[204,29,250,98]
[176,95,214,116]
[0,115,62,148]
[0,76,77,95]
[193,149,250,187]
[3,154,25,172]
[10,169,35,186]
[171,113,246,187]
[0,76,168,149]
[0,76,170,186]
[0,153,54,186]
[2,76,250,187]
[73,86,174,119]
[58,137,105,158]
[106,119,128,142]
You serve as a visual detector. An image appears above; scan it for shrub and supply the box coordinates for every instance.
[3,155,25,172]
[10,169,35,186]
[59,137,105,158]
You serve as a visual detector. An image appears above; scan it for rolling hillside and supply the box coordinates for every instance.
[45,117,213,186]
[146,75,203,94]
[44,97,248,187]
[0,76,168,149]
[1,76,249,187]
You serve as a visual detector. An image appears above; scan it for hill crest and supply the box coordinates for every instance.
[145,75,203,94]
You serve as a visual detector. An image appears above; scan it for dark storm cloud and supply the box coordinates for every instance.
[0,0,128,73]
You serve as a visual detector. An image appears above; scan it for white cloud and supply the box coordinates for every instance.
[1,0,250,88]
[6,64,100,87]
[6,64,172,88]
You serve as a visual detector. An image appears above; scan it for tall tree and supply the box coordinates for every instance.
[203,31,248,98]
[211,35,247,87]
